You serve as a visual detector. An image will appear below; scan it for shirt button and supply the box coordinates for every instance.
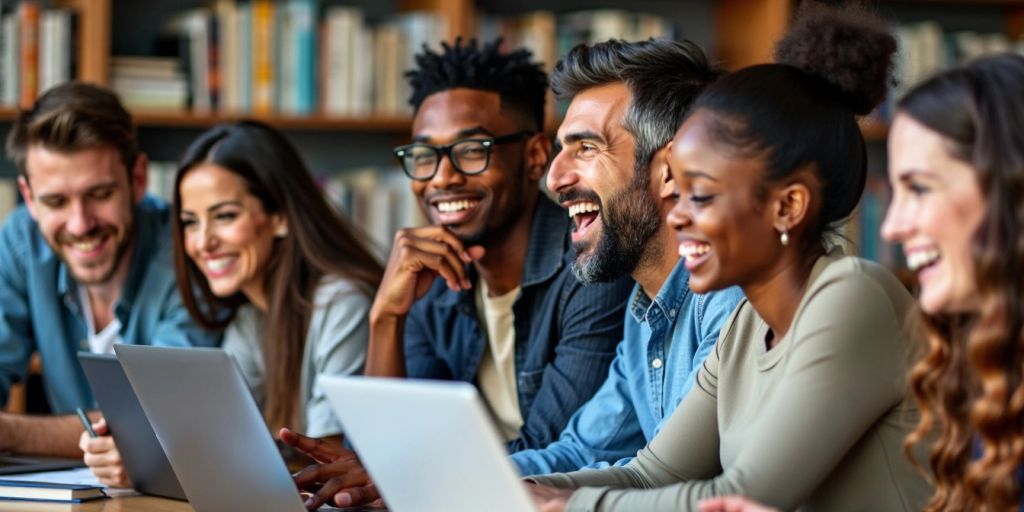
[652,358,663,369]
[669,308,677,318]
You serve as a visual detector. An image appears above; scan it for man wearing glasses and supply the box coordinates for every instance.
[281,38,633,509]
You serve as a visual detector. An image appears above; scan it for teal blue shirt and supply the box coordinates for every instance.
[0,196,219,413]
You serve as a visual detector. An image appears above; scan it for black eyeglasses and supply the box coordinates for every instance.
[393,131,534,181]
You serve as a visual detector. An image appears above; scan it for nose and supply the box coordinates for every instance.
[65,200,97,236]
[880,194,909,243]
[546,146,578,194]
[666,194,692,233]
[428,151,466,190]
[191,220,218,254]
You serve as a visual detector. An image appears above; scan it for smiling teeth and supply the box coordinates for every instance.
[437,200,479,213]
[906,249,940,271]
[71,240,101,252]
[207,257,235,272]
[679,243,711,260]
[568,202,600,218]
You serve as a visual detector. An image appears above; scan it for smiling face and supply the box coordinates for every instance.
[408,88,535,247]
[547,82,661,283]
[179,163,284,306]
[881,113,985,314]
[665,110,785,294]
[19,145,144,286]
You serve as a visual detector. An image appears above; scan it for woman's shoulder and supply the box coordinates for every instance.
[312,275,373,308]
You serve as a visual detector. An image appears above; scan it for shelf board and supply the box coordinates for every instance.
[0,107,412,132]
[131,111,412,131]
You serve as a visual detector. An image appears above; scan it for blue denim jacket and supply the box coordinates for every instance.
[0,196,219,413]
[511,260,744,475]
[404,196,635,450]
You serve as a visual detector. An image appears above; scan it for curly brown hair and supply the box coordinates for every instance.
[900,53,1024,511]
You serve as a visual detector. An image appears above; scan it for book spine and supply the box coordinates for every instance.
[18,1,39,108]
[251,0,274,114]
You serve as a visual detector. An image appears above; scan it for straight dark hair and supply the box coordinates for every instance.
[171,121,383,431]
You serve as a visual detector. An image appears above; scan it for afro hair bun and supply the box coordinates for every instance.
[775,3,897,116]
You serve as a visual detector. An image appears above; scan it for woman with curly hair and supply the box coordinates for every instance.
[881,53,1024,511]
[526,5,933,512]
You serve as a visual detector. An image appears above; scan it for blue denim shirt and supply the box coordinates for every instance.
[404,196,635,450]
[0,196,220,413]
[511,260,743,475]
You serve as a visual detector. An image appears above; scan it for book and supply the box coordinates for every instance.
[0,479,105,503]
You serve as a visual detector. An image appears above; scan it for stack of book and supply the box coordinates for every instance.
[156,0,446,117]
[0,2,77,108]
[110,56,188,112]
[0,479,105,504]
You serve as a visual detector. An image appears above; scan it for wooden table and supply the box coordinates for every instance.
[2,496,195,511]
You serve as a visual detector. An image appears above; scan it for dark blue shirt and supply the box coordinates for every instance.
[404,196,634,450]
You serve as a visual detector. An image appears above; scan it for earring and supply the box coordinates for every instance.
[779,227,789,246]
[275,225,289,238]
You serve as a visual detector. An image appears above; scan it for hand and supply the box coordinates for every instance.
[698,495,781,512]
[280,428,383,510]
[527,482,573,512]
[79,418,132,488]
[371,226,485,319]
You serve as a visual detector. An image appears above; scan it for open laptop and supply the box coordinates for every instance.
[77,352,185,500]
[318,375,537,512]
[112,344,308,512]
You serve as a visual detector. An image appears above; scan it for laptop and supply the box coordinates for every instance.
[77,352,186,500]
[0,454,83,476]
[112,345,308,512]
[318,375,537,512]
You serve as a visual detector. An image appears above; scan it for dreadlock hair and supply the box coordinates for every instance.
[406,37,548,132]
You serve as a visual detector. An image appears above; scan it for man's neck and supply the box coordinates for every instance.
[82,248,134,332]
[474,199,537,298]
[634,225,680,300]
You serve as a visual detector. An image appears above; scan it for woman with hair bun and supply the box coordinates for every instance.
[527,5,933,511]
[881,53,1024,512]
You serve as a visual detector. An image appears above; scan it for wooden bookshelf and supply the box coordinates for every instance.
[131,111,412,132]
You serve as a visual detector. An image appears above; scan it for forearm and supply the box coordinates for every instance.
[0,412,87,457]
[364,312,406,377]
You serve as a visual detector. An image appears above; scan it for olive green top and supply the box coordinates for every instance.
[530,254,932,512]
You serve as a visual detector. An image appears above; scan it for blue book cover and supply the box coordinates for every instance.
[0,479,106,503]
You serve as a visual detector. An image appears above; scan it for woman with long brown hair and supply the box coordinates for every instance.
[881,53,1024,511]
[170,120,383,439]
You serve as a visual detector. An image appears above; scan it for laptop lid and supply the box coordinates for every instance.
[77,352,185,500]
[318,375,537,512]
[113,345,306,512]
[0,454,83,476]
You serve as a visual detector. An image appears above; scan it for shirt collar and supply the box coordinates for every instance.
[628,258,692,324]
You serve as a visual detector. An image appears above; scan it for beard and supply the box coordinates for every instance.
[570,178,661,284]
[54,219,135,286]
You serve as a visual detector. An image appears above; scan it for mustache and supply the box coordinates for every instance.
[57,226,115,244]
[557,187,601,206]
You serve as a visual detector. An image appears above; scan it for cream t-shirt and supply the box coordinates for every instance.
[475,279,523,441]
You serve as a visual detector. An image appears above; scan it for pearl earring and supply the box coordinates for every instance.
[275,225,289,238]
[779,228,789,246]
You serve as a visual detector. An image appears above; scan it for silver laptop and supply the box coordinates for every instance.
[113,345,306,512]
[78,352,185,500]
[318,375,537,512]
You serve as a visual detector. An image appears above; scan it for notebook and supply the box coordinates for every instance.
[0,479,105,503]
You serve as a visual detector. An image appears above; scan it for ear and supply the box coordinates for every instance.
[130,153,149,203]
[17,175,37,220]
[524,133,552,182]
[272,215,289,239]
[770,179,812,237]
[652,144,676,201]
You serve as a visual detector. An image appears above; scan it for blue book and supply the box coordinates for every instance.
[0,479,106,503]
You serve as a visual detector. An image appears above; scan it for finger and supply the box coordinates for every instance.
[397,226,472,262]
[92,418,109,435]
[465,245,486,261]
[280,430,344,463]
[395,239,469,290]
[401,235,472,287]
[81,436,116,458]
[334,483,380,507]
[292,457,366,490]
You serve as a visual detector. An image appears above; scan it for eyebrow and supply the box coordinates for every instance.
[412,126,494,143]
[561,130,606,146]
[896,169,938,182]
[683,170,719,182]
[181,200,244,216]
